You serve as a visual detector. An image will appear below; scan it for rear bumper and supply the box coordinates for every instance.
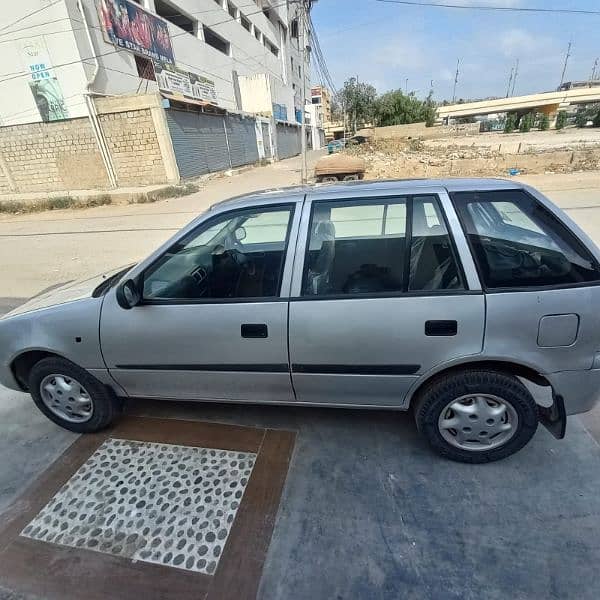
[546,368,600,416]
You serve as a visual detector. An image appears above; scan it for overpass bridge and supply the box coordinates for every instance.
[437,86,600,123]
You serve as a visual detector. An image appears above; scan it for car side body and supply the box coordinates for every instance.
[2,178,600,460]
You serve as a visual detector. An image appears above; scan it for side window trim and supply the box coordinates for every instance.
[450,188,600,292]
[140,202,298,305]
[292,193,470,300]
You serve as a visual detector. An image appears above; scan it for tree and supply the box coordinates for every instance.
[374,89,433,127]
[556,111,567,130]
[519,112,532,133]
[539,113,550,131]
[594,110,600,128]
[423,89,437,127]
[504,112,517,133]
[338,77,377,132]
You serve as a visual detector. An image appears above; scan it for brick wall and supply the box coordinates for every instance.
[0,118,109,193]
[98,109,167,186]
[0,95,173,194]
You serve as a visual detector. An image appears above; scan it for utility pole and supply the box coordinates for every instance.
[452,58,460,103]
[559,39,572,88]
[299,0,308,184]
[591,57,599,82]
[511,58,519,96]
[405,78,408,94]
[506,66,514,98]
[352,75,358,135]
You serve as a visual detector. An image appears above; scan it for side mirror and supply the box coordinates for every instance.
[234,226,247,242]
[116,278,141,309]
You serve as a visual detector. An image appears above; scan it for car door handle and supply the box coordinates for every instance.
[241,323,268,338]
[425,320,457,336]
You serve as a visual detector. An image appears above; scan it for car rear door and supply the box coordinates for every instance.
[288,185,485,407]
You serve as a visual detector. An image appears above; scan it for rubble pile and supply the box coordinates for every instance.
[346,136,600,179]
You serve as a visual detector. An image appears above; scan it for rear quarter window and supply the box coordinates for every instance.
[451,189,600,290]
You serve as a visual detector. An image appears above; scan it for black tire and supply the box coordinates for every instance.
[29,357,122,433]
[414,370,538,463]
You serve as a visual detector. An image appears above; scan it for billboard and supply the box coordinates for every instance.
[98,0,175,64]
[154,61,218,105]
[19,38,69,122]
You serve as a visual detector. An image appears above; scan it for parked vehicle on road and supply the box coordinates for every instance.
[2,178,600,462]
[327,139,344,154]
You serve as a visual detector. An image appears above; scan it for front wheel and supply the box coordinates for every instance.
[414,370,538,463]
[29,357,122,433]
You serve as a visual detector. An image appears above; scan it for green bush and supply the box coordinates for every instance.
[539,113,550,131]
[504,113,517,133]
[575,111,588,128]
[593,110,600,128]
[519,113,532,133]
[556,111,567,130]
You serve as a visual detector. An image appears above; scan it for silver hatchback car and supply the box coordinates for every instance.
[2,178,600,463]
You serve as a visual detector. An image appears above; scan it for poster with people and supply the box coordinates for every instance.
[98,0,175,65]
[19,38,69,122]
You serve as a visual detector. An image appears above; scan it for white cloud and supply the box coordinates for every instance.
[497,28,555,58]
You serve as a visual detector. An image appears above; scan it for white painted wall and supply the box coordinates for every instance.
[238,72,294,120]
[0,0,312,126]
[0,0,90,125]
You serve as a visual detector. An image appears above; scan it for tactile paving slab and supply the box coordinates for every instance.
[21,438,256,575]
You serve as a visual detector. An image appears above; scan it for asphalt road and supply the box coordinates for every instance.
[2,165,600,599]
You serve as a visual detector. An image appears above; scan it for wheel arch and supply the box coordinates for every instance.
[11,349,67,391]
[406,358,553,408]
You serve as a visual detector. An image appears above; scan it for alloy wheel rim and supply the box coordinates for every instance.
[39,374,93,424]
[437,393,518,451]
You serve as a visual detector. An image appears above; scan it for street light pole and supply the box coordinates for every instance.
[299,0,308,184]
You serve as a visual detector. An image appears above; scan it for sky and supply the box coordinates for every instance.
[310,0,600,102]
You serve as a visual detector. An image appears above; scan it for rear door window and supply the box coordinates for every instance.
[451,190,600,289]
[301,195,464,296]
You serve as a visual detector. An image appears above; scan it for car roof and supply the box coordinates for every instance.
[209,178,525,211]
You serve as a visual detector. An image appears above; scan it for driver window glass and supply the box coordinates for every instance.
[143,205,294,301]
[452,190,600,289]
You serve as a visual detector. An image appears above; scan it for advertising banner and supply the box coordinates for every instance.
[154,61,218,105]
[19,38,69,122]
[98,0,175,64]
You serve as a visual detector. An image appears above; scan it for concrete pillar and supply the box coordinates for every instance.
[539,103,561,129]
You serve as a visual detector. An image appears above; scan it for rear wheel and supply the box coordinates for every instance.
[29,357,121,433]
[414,370,538,463]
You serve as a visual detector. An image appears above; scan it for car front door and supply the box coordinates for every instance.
[100,200,300,402]
[288,186,485,407]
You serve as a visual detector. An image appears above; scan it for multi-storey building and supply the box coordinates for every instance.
[0,0,321,189]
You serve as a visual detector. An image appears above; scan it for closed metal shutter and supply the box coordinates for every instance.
[276,123,301,159]
[262,122,272,159]
[166,110,229,179]
[225,114,259,168]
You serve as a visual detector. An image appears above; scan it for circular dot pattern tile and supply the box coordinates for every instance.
[20,438,256,575]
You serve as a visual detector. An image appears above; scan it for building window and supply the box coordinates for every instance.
[154,0,196,33]
[298,65,301,77]
[240,14,251,31]
[254,27,261,42]
[227,1,237,18]
[203,26,230,55]
[264,38,279,57]
[311,97,319,104]
[135,55,156,81]
[290,18,298,38]
[291,57,294,71]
